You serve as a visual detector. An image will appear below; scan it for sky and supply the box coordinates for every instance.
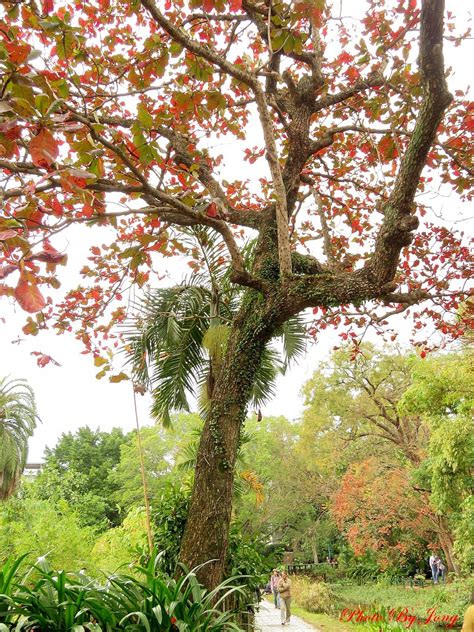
[2,264,334,462]
[1,1,473,463]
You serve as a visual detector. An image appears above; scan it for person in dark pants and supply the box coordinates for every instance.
[436,557,446,583]
[270,569,281,609]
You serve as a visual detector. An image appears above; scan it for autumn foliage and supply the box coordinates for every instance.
[331,458,433,569]
[0,0,473,587]
[0,0,472,357]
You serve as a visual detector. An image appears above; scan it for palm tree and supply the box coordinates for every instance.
[0,377,38,500]
[123,227,306,426]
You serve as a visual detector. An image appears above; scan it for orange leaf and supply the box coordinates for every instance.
[15,278,46,313]
[29,129,58,168]
[5,42,31,65]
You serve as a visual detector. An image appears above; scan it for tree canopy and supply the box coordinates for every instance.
[1,0,472,587]
[35,426,131,529]
[0,0,471,348]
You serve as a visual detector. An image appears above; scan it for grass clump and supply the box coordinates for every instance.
[291,575,336,614]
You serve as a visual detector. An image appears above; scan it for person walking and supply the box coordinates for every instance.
[429,552,438,584]
[270,569,281,609]
[437,557,447,583]
[278,570,292,626]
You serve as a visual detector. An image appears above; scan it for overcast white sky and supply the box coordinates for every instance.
[1,2,472,462]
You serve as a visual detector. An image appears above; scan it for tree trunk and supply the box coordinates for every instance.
[437,516,459,574]
[311,541,319,565]
[178,292,275,588]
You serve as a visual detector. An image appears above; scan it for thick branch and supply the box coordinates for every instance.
[253,85,292,279]
[312,74,384,114]
[364,0,452,287]
[140,0,255,87]
[311,188,336,267]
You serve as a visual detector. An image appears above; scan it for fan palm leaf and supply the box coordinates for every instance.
[0,377,38,500]
[123,227,307,426]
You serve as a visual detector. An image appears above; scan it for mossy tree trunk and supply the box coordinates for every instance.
[178,288,278,588]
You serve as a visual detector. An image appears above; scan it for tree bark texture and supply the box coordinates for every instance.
[178,292,277,587]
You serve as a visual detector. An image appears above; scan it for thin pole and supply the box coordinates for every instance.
[132,385,154,554]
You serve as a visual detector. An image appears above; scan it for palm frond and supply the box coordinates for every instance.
[123,285,211,426]
[0,377,38,500]
[250,346,281,410]
[280,314,307,371]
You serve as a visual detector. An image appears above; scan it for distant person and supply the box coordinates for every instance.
[436,557,447,583]
[278,570,292,626]
[270,569,281,609]
[429,552,438,584]
[461,591,474,632]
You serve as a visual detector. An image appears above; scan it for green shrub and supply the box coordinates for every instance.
[291,576,336,614]
[0,552,247,631]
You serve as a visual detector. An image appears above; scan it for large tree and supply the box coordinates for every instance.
[0,0,472,586]
[34,426,130,529]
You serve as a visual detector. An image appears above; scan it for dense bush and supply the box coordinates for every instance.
[0,553,246,631]
[151,486,274,613]
[152,484,190,576]
[291,576,336,614]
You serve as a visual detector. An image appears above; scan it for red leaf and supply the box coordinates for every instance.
[15,278,46,313]
[31,241,66,265]
[0,264,18,279]
[81,204,95,218]
[351,219,363,234]
[29,129,58,169]
[31,351,60,367]
[31,351,60,366]
[50,198,63,217]
[206,202,218,217]
[203,0,214,12]
[42,0,54,13]
[229,0,242,10]
[346,66,359,82]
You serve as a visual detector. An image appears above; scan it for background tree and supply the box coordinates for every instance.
[0,378,37,501]
[331,457,433,572]
[34,426,130,529]
[0,0,472,586]
[399,353,474,573]
[302,345,472,573]
[0,491,95,570]
[110,414,199,511]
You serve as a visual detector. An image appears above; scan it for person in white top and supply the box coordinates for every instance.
[429,553,438,584]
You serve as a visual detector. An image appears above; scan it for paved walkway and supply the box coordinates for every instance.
[254,598,319,631]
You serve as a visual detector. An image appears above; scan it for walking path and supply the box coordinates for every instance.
[254,598,320,631]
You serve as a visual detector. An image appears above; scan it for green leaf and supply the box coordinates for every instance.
[137,102,154,130]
